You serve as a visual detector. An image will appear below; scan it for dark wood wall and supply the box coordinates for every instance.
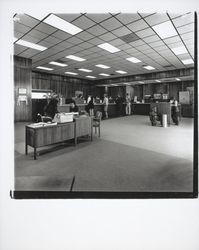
[14,56,32,121]
[32,72,96,99]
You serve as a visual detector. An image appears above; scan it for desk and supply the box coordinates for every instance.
[26,116,92,159]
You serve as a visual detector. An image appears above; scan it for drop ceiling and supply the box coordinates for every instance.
[13,12,195,80]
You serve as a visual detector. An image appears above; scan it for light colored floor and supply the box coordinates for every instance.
[14,115,194,192]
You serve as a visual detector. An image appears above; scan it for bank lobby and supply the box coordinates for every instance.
[13,12,196,197]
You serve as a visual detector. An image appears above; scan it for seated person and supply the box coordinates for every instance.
[70,101,79,112]
[37,96,59,122]
[149,106,162,126]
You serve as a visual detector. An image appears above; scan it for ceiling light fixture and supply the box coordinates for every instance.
[65,71,78,75]
[15,39,47,51]
[86,76,96,79]
[66,55,86,62]
[143,65,155,70]
[182,59,194,65]
[175,78,181,81]
[36,66,53,71]
[126,57,141,63]
[49,61,67,67]
[171,46,188,55]
[99,73,110,76]
[95,64,110,69]
[116,70,127,74]
[98,43,120,53]
[138,81,144,84]
[44,14,82,35]
[152,21,178,39]
[155,80,161,83]
[78,68,92,72]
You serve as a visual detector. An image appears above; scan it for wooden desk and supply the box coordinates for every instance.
[25,116,92,160]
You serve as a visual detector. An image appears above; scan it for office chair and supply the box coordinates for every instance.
[93,111,102,137]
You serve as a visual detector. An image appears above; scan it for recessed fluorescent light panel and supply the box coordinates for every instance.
[44,14,82,35]
[86,76,96,79]
[138,81,144,84]
[36,66,53,71]
[182,59,194,65]
[155,80,161,83]
[49,61,67,67]
[66,55,86,62]
[126,57,141,63]
[116,70,127,74]
[152,21,178,39]
[175,78,181,81]
[78,68,92,72]
[95,64,110,69]
[171,46,188,55]
[65,71,78,75]
[143,66,155,70]
[98,43,120,53]
[16,39,47,51]
[99,73,110,76]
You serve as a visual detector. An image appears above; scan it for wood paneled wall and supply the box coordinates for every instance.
[32,72,96,99]
[14,56,32,121]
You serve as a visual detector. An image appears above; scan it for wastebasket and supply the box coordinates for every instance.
[162,114,167,128]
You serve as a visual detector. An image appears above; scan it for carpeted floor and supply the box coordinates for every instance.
[14,115,194,192]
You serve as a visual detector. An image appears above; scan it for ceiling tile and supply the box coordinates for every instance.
[28,29,49,40]
[177,23,194,35]
[111,26,131,37]
[99,32,117,41]
[85,14,112,23]
[35,22,57,35]
[150,40,165,47]
[172,12,194,28]
[100,17,123,31]
[180,31,194,40]
[164,36,181,44]
[21,34,41,44]
[87,25,107,36]
[14,22,32,34]
[115,13,141,24]
[110,38,125,46]
[76,31,94,41]
[136,27,155,38]
[143,35,160,43]
[144,13,169,26]
[129,39,145,47]
[52,30,72,40]
[20,48,40,58]
[67,36,83,45]
[43,36,62,45]
[127,19,149,32]
[72,15,96,29]
[89,37,104,45]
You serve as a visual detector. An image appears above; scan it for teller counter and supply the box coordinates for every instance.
[58,103,126,118]
[132,103,151,115]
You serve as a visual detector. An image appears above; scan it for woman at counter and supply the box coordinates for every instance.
[86,96,94,116]
[70,101,79,112]
[103,94,109,119]
[125,93,131,115]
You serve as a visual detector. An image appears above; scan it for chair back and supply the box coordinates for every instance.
[95,111,102,120]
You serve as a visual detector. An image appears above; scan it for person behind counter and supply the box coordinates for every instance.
[125,93,131,115]
[70,101,79,113]
[103,94,109,119]
[115,95,123,116]
[170,97,179,125]
[86,96,94,116]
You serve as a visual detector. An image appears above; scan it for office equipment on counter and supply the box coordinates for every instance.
[52,112,73,123]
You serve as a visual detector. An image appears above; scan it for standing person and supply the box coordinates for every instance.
[170,97,179,125]
[86,96,94,116]
[70,100,79,112]
[115,95,123,116]
[125,93,131,115]
[103,94,109,119]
